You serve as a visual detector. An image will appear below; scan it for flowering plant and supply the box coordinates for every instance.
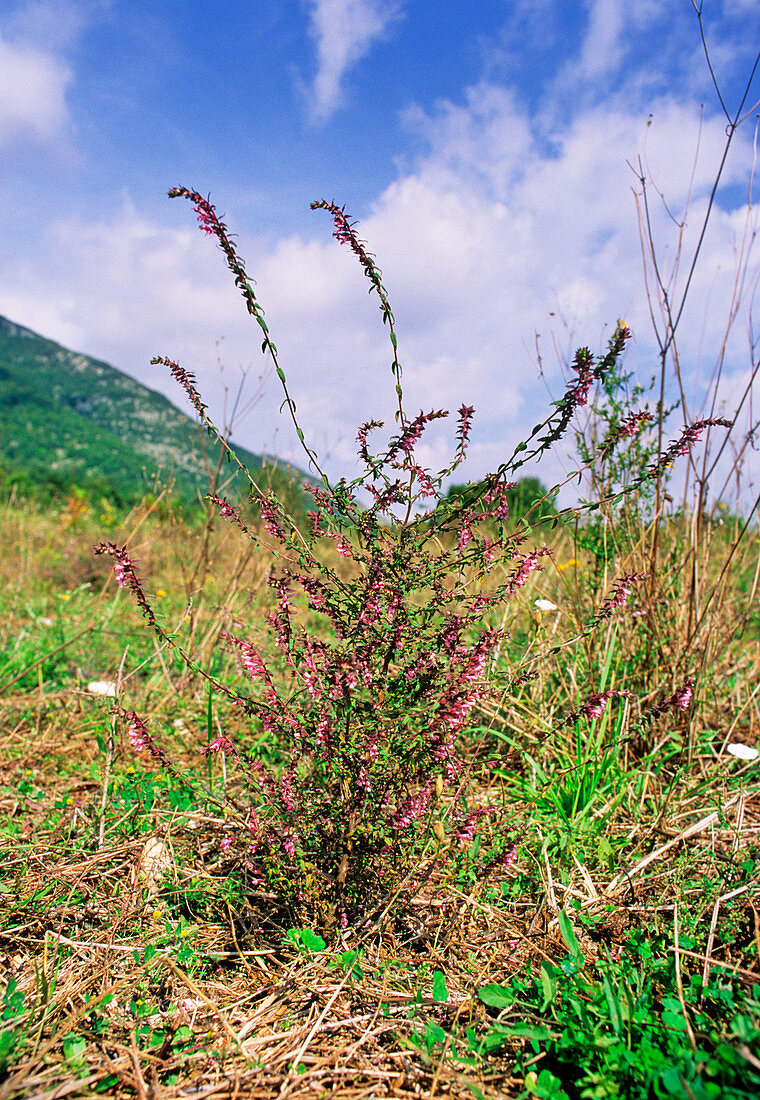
[96,190,728,929]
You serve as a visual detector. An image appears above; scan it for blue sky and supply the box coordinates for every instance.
[1,0,759,502]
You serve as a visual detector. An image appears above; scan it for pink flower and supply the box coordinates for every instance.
[462,635,493,683]
[670,677,694,711]
[600,411,653,458]
[113,558,129,588]
[193,199,218,236]
[221,632,279,703]
[126,711,152,751]
[619,411,652,438]
[207,733,233,754]
[331,208,355,246]
[240,644,267,682]
[457,526,473,551]
[393,783,432,829]
[121,710,167,764]
[456,404,474,452]
[592,572,647,625]
[207,496,257,540]
[481,838,520,878]
[641,676,695,725]
[581,692,614,720]
[97,543,136,591]
[315,716,331,748]
[259,499,285,540]
[455,808,488,847]
[301,643,322,700]
[214,496,238,520]
[497,840,519,872]
[151,356,209,422]
[279,769,296,812]
[505,549,551,594]
[566,347,595,409]
[649,419,732,478]
[95,543,157,626]
[562,690,627,727]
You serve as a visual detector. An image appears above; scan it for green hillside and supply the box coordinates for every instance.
[0,315,297,507]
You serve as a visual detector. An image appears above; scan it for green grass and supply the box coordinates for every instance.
[0,491,758,1099]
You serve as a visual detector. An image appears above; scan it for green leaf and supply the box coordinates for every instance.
[464,1083,487,1100]
[540,961,557,1012]
[432,970,449,1003]
[525,1067,570,1098]
[470,1028,510,1054]
[336,950,364,979]
[63,1033,87,1061]
[478,983,514,1008]
[425,1022,446,1044]
[300,928,326,953]
[601,974,623,1034]
[497,1022,554,1041]
[94,1074,120,1092]
[730,1013,760,1042]
[661,1009,687,1031]
[558,909,582,961]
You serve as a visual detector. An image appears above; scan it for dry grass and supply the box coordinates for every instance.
[1,498,760,1098]
[2,694,759,1098]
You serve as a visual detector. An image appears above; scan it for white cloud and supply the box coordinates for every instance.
[0,32,72,145]
[305,0,403,121]
[0,1,111,148]
[4,0,110,50]
[2,0,758,503]
[2,85,756,499]
[0,202,249,412]
[576,0,626,79]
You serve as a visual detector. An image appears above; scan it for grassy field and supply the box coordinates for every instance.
[1,485,758,1100]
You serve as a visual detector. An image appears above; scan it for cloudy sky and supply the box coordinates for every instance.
[1,0,759,501]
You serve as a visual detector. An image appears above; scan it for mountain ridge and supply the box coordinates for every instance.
[0,314,303,507]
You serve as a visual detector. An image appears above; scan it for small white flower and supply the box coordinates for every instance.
[88,680,117,697]
[726,742,759,762]
[534,599,558,613]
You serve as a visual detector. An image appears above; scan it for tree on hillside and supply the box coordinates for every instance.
[445,475,558,527]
